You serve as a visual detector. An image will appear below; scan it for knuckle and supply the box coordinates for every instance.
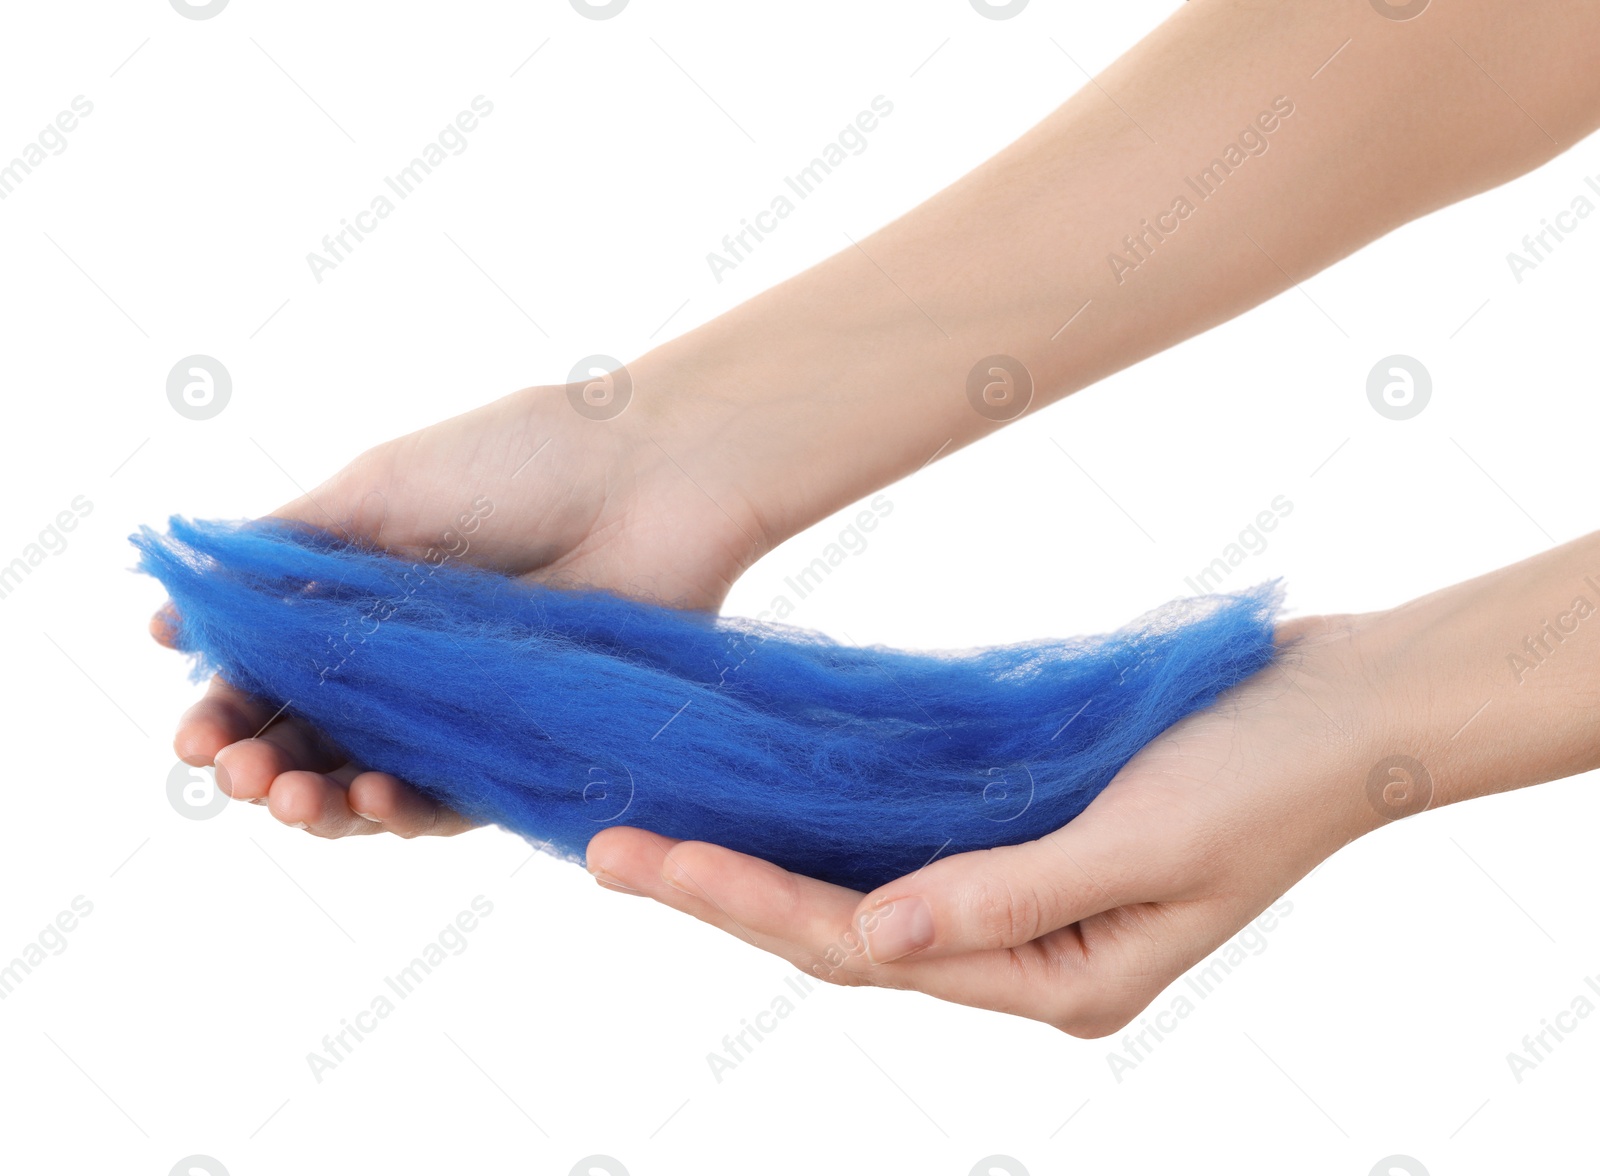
[390,810,434,839]
[417,804,442,838]
[969,877,1048,948]
[757,862,809,923]
[668,841,727,894]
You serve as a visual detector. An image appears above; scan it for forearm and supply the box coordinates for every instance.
[629,0,1600,547]
[1346,530,1600,836]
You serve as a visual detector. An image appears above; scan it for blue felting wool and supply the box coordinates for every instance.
[134,518,1281,891]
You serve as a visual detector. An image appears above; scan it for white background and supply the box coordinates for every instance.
[2,1,1598,1173]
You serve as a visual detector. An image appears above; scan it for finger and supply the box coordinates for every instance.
[849,811,1153,964]
[346,771,479,838]
[1014,895,1293,1038]
[586,830,878,980]
[250,714,344,772]
[656,839,869,968]
[266,766,382,838]
[590,828,1182,1032]
[213,719,345,801]
[860,892,1289,1036]
[587,828,681,894]
[588,830,758,917]
[213,738,292,803]
[174,677,283,766]
[623,835,994,989]
[150,602,181,649]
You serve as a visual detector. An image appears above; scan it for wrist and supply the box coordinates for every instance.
[621,314,948,553]
[1348,535,1600,829]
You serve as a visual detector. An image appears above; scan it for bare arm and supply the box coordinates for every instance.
[632,0,1600,550]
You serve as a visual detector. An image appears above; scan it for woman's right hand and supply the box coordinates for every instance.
[153,376,769,839]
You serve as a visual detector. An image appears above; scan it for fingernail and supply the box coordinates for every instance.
[354,811,382,823]
[660,856,699,896]
[288,821,309,831]
[861,897,934,964]
[214,761,235,798]
[247,797,268,806]
[589,867,642,895]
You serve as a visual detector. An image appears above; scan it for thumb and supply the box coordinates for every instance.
[850,823,1142,964]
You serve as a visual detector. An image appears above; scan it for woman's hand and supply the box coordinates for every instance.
[583,612,1400,1035]
[154,378,770,839]
[585,532,1600,1034]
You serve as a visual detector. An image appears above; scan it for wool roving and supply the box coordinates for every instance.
[135,517,1282,891]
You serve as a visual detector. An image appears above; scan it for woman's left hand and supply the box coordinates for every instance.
[585,613,1392,1036]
